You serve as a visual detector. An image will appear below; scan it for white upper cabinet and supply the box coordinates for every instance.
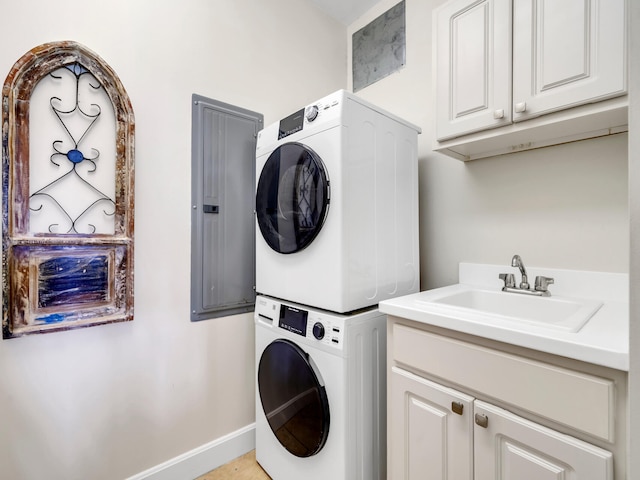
[434,0,627,160]
[512,0,626,122]
[435,0,512,141]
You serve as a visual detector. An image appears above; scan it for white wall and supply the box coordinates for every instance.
[1,0,632,478]
[0,1,345,479]
[348,0,629,290]
[628,0,639,477]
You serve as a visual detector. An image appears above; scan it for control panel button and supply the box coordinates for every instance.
[312,322,325,340]
[305,105,319,122]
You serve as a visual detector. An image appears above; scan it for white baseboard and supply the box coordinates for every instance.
[125,423,256,480]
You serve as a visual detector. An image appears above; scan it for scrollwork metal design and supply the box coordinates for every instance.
[29,62,115,234]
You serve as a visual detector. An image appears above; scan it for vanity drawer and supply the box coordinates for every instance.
[392,322,615,442]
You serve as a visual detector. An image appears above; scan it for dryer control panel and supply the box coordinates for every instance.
[276,90,344,141]
[278,108,305,139]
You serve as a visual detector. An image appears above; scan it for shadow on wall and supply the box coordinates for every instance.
[417,133,629,290]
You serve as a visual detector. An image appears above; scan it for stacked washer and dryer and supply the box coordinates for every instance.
[254,90,420,480]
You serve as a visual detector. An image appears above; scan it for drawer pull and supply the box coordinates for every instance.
[475,413,489,428]
[452,401,464,415]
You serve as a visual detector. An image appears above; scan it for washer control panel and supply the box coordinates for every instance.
[255,295,345,348]
[312,322,325,340]
[278,304,308,336]
[306,310,345,348]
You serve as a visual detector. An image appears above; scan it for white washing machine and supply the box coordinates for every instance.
[255,90,421,313]
[254,294,386,480]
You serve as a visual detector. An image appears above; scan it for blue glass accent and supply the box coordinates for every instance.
[66,149,84,164]
[38,313,67,324]
[37,255,109,308]
[65,63,88,76]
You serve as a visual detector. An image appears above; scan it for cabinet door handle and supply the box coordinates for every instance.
[451,401,464,415]
[475,413,489,428]
[493,109,504,119]
[514,102,527,113]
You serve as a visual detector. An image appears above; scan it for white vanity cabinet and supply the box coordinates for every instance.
[474,401,612,480]
[389,367,474,480]
[434,0,627,160]
[388,318,626,479]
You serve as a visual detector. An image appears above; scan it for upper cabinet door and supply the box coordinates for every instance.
[512,0,626,122]
[435,0,512,141]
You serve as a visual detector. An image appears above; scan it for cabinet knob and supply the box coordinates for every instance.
[475,413,489,428]
[514,102,527,113]
[451,401,464,415]
[493,109,504,119]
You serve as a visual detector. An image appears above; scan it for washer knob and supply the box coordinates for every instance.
[305,105,319,122]
[312,322,325,340]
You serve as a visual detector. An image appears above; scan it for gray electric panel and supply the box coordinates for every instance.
[190,94,263,321]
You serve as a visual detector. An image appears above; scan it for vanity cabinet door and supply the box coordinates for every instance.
[389,367,474,480]
[473,400,613,480]
[512,0,626,122]
[434,0,512,140]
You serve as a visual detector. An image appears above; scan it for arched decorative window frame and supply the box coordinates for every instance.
[2,41,134,338]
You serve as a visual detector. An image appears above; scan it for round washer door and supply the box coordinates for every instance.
[256,142,330,254]
[258,339,330,457]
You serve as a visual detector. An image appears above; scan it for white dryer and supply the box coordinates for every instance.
[254,295,386,480]
[255,90,421,313]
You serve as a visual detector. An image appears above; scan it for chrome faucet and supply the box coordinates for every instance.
[499,254,554,297]
[511,254,529,289]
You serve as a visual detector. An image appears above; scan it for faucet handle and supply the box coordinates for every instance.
[499,273,516,289]
[534,276,554,292]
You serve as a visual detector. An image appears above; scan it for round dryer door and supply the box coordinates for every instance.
[256,142,329,254]
[258,339,330,457]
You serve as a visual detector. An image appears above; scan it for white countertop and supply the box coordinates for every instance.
[379,263,629,371]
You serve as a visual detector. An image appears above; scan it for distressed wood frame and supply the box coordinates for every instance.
[2,41,135,338]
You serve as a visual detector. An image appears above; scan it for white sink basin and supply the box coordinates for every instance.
[421,289,602,332]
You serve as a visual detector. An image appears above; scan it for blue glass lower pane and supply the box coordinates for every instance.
[38,255,109,308]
